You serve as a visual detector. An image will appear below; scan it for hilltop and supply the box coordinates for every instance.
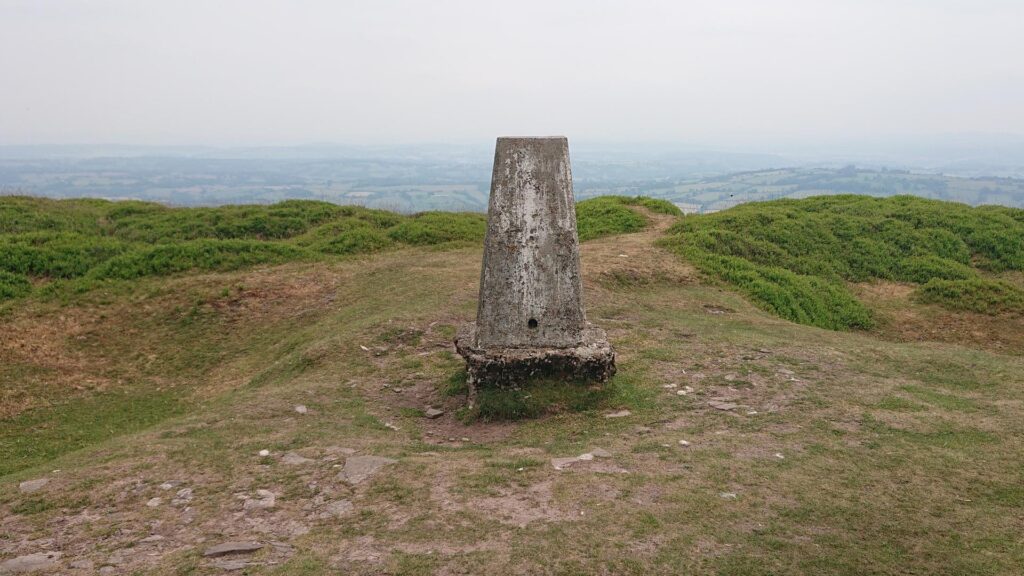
[1,195,1022,575]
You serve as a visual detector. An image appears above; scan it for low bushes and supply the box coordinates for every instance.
[662,195,1024,328]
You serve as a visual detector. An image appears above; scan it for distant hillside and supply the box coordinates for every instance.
[630,167,1024,213]
[4,154,1024,213]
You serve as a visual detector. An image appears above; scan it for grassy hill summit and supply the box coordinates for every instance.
[1,194,1022,574]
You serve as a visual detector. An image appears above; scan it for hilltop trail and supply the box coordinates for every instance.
[2,211,1023,575]
[581,210,696,288]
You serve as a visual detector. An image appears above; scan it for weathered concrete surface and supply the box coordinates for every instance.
[458,137,615,389]
[476,137,585,349]
[456,322,614,388]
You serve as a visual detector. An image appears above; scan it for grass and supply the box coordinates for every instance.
[0,388,187,476]
[916,277,1024,314]
[471,378,619,421]
[661,195,1024,330]
[1,193,1022,575]
[577,197,646,241]
[0,195,668,303]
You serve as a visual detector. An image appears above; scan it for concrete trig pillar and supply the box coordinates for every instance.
[456,137,615,389]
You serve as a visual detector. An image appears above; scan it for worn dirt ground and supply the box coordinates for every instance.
[2,214,1023,575]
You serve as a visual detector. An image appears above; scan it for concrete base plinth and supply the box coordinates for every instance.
[455,322,616,389]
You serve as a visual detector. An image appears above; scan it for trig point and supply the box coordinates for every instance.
[455,136,616,389]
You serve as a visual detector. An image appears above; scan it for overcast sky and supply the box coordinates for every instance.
[2,0,1022,146]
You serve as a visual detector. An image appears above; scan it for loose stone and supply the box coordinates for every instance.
[424,407,444,419]
[18,478,49,494]
[0,552,62,574]
[281,452,314,465]
[319,500,354,518]
[202,542,263,558]
[551,457,580,470]
[243,490,275,511]
[172,488,194,506]
[339,456,397,485]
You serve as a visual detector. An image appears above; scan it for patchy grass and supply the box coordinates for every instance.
[0,388,186,476]
[464,373,650,422]
[0,194,1022,575]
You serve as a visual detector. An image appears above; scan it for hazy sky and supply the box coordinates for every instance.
[2,0,1022,146]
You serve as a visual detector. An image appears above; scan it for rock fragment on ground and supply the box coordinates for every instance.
[604,409,631,418]
[0,551,61,574]
[202,541,263,558]
[145,497,162,507]
[172,488,193,505]
[294,404,308,414]
[551,457,580,470]
[552,451,607,470]
[243,489,276,510]
[424,407,444,419]
[589,448,612,458]
[708,400,739,411]
[18,478,48,494]
[340,456,397,485]
[68,559,93,570]
[319,499,354,518]
[281,451,314,465]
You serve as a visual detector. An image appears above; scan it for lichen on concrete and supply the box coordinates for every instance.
[458,136,615,390]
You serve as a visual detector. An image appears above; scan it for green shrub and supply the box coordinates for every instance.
[0,196,110,235]
[0,198,488,296]
[0,270,31,300]
[917,278,1024,315]
[662,195,1024,329]
[89,240,309,280]
[576,197,649,241]
[0,232,131,278]
[109,200,347,242]
[621,196,683,216]
[684,250,874,330]
[316,228,394,255]
[386,212,485,245]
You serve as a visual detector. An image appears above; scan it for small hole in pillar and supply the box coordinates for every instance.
[528,318,538,329]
